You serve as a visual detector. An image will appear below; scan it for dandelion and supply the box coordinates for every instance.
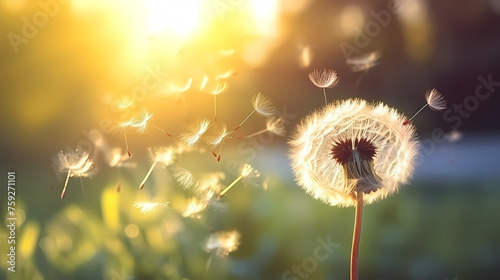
[180,119,211,146]
[206,230,241,256]
[404,89,447,125]
[170,166,196,189]
[239,116,286,139]
[309,69,339,105]
[346,51,381,72]
[54,149,95,199]
[140,147,175,189]
[289,99,418,280]
[207,124,232,161]
[234,93,275,130]
[209,82,228,122]
[133,201,169,214]
[218,164,259,198]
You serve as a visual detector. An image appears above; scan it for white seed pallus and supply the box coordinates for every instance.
[234,93,275,130]
[346,51,381,72]
[179,119,211,146]
[207,124,232,161]
[404,89,447,125]
[133,201,169,214]
[206,230,241,256]
[308,69,339,105]
[170,166,196,189]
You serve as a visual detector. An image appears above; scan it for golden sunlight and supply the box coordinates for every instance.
[146,0,202,35]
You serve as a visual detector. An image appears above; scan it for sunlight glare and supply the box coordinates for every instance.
[147,0,202,35]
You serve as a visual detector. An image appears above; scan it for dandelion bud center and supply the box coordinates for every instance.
[331,137,382,193]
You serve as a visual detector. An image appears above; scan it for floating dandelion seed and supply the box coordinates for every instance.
[54,149,95,199]
[207,125,232,161]
[216,70,234,80]
[133,201,169,214]
[289,99,418,280]
[170,78,193,94]
[240,116,286,139]
[114,118,135,156]
[309,69,339,105]
[210,82,228,122]
[200,75,209,91]
[218,164,257,198]
[180,119,211,146]
[206,230,241,256]
[234,93,275,130]
[299,45,312,68]
[132,111,154,133]
[404,89,447,125]
[116,96,134,110]
[170,166,196,189]
[346,51,381,72]
[220,49,235,56]
[140,147,175,189]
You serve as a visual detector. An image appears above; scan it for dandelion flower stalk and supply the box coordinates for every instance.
[350,192,363,280]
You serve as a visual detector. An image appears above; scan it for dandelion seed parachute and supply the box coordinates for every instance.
[289,99,419,207]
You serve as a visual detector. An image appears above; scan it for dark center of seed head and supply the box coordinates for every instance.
[331,137,377,165]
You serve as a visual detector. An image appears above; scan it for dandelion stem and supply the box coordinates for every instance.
[350,191,364,280]
[234,110,255,130]
[203,252,215,280]
[140,161,157,189]
[408,103,429,122]
[61,170,71,199]
[80,176,84,196]
[243,128,269,139]
[323,88,327,106]
[124,128,131,157]
[154,124,172,137]
[218,176,242,198]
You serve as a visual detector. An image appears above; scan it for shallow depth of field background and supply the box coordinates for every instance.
[1,0,500,279]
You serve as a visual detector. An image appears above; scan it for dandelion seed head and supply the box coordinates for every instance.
[252,93,275,117]
[425,89,447,111]
[289,99,419,207]
[240,163,255,177]
[266,117,286,136]
[308,69,339,88]
[133,201,169,215]
[206,231,241,256]
[56,149,94,177]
